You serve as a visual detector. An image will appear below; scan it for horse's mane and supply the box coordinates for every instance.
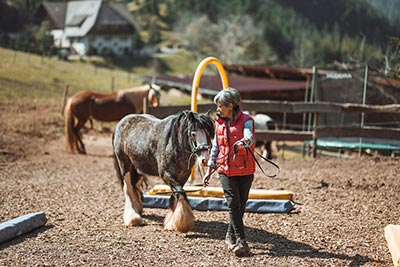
[187,111,215,138]
[117,84,161,111]
[117,85,149,101]
[167,111,214,144]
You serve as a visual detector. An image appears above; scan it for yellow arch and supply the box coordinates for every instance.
[191,57,229,112]
[189,57,229,183]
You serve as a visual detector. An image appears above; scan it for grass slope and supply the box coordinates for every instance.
[0,48,199,104]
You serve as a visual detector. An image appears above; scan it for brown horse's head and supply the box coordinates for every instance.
[148,84,161,107]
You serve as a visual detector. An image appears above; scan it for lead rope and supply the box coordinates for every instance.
[239,145,280,178]
[160,144,280,196]
[206,143,281,181]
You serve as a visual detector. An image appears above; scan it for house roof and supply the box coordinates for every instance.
[90,2,141,34]
[109,3,141,31]
[64,0,102,37]
[41,1,67,28]
[37,0,140,37]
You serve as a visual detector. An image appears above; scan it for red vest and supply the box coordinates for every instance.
[215,110,256,176]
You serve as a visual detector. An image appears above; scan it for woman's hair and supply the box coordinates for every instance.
[213,87,241,107]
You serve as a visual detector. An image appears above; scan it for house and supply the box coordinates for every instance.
[35,0,141,56]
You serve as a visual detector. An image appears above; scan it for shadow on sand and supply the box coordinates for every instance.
[144,213,380,266]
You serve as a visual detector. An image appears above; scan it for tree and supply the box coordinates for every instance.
[383,37,400,78]
[131,32,144,51]
[183,14,273,64]
[287,31,318,68]
[184,15,221,60]
[216,15,271,64]
[34,21,54,53]
[147,21,161,45]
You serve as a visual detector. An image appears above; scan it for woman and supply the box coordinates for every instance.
[203,87,256,257]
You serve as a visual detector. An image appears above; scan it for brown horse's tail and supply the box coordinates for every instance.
[64,98,77,153]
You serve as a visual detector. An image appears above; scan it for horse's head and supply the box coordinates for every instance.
[185,111,215,167]
[148,84,161,107]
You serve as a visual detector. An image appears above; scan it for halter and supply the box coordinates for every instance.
[187,129,211,170]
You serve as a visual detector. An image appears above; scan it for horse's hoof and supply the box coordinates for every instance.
[124,213,144,226]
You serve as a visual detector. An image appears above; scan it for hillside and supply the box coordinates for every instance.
[130,0,399,70]
[0,47,200,107]
[0,0,399,74]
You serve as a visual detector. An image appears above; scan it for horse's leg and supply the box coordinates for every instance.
[74,119,87,154]
[265,141,273,159]
[89,118,93,130]
[123,167,144,226]
[163,180,194,233]
[260,141,268,159]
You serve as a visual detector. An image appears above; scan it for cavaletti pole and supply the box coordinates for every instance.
[189,57,229,183]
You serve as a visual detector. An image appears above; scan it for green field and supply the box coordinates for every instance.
[0,48,199,105]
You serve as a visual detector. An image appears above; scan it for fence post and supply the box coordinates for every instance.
[358,65,368,157]
[281,111,287,158]
[143,95,148,114]
[110,76,115,92]
[307,66,317,156]
[302,76,311,158]
[312,112,319,158]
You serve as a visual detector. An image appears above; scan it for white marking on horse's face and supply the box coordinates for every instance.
[148,89,160,107]
[192,129,210,166]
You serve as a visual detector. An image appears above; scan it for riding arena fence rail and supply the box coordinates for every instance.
[145,100,400,158]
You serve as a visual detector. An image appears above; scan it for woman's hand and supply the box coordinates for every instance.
[203,168,212,187]
[233,140,245,151]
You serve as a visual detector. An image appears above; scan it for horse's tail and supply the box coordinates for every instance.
[112,132,125,189]
[64,98,77,153]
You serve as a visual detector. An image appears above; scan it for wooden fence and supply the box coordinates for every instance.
[146,100,400,157]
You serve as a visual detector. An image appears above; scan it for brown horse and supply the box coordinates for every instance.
[64,84,160,154]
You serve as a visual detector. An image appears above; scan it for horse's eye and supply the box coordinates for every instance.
[190,131,196,138]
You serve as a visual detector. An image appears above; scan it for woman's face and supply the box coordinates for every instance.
[216,100,233,119]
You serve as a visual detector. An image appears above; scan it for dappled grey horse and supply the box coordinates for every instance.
[112,110,214,233]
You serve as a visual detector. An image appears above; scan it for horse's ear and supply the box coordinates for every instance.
[187,110,196,122]
[151,83,162,92]
[204,109,211,116]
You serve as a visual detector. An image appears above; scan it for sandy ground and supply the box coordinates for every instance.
[0,99,399,267]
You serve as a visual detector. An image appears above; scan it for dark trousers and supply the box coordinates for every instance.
[219,173,254,240]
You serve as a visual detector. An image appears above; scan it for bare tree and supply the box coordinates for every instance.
[217,15,256,64]
[287,32,318,67]
[183,14,273,64]
[184,15,221,61]
[384,37,400,78]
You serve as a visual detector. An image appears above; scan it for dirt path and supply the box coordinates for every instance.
[0,99,399,266]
